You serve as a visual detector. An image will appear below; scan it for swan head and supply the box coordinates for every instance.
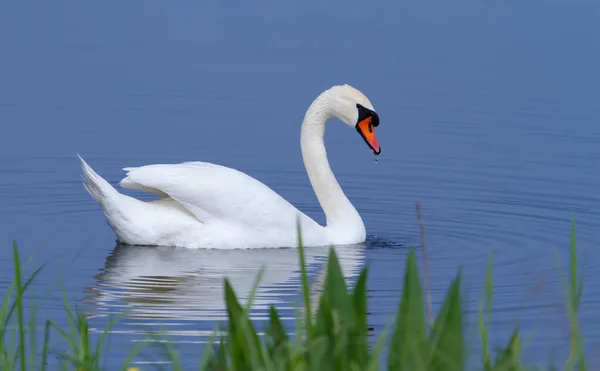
[325,84,381,155]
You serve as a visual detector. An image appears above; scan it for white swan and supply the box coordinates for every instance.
[78,84,381,249]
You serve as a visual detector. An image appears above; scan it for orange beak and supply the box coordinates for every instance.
[356,117,381,155]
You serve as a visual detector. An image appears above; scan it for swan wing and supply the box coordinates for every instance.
[120,161,310,228]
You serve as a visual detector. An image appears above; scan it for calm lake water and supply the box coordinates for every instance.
[1,0,599,369]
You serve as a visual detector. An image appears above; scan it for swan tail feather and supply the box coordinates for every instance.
[78,154,119,206]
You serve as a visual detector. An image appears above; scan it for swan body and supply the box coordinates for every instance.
[79,84,382,249]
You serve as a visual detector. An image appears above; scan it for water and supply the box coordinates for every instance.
[1,0,599,368]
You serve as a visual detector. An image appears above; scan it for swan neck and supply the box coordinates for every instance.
[300,94,364,233]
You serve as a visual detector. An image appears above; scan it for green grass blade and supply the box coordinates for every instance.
[0,280,15,323]
[48,319,81,362]
[312,247,352,369]
[486,251,493,323]
[569,218,586,371]
[296,218,313,338]
[323,247,351,304]
[8,321,17,370]
[4,260,46,328]
[198,326,219,371]
[491,327,521,371]
[570,218,577,313]
[224,277,264,369]
[60,288,79,355]
[265,306,292,370]
[480,251,494,371]
[315,248,351,328]
[554,218,586,371]
[217,335,227,368]
[308,248,369,370]
[76,310,92,367]
[428,270,464,371]
[479,300,489,371]
[28,301,40,371]
[388,248,428,371]
[12,241,27,371]
[266,304,289,364]
[350,264,369,368]
[293,302,303,345]
[0,279,15,370]
[41,320,51,371]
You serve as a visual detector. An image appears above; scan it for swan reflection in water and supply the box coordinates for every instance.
[83,243,366,341]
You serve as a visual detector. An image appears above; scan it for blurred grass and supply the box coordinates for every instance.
[0,216,587,370]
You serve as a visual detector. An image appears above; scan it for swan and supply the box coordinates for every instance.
[78,84,381,249]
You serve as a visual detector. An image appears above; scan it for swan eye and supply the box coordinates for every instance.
[356,103,379,125]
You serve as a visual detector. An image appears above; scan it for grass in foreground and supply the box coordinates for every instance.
[0,217,587,370]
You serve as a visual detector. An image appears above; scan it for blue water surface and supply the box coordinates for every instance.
[1,0,599,369]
